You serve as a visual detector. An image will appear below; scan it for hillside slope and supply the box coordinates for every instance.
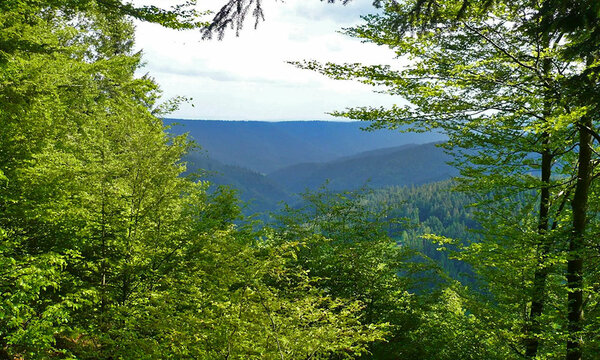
[166,119,445,173]
[268,142,457,193]
[184,151,291,213]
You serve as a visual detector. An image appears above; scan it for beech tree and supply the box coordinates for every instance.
[0,1,387,358]
[295,0,599,358]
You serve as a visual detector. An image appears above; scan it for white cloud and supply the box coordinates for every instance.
[133,0,401,120]
[284,0,378,23]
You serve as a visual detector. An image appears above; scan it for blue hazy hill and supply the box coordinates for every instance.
[165,119,445,173]
[267,142,457,194]
[183,151,292,212]
[166,119,455,214]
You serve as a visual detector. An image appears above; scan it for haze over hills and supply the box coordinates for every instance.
[268,142,457,194]
[165,119,446,173]
[183,151,291,212]
[168,119,455,213]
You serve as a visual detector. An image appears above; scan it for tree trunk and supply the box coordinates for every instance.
[566,117,592,360]
[525,45,554,357]
[525,134,552,358]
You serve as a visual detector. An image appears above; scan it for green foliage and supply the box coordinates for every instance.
[0,2,390,359]
[368,180,477,282]
[273,186,485,359]
[7,0,599,359]
[129,226,385,360]
[296,0,600,358]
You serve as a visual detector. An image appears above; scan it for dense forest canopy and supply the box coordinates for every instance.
[297,0,600,359]
[1,0,599,359]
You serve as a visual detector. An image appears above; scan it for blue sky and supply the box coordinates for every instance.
[134,0,402,120]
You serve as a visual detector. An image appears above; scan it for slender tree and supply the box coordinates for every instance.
[295,0,599,358]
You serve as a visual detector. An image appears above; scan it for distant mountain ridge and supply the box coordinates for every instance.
[267,142,457,194]
[166,119,455,214]
[165,119,445,173]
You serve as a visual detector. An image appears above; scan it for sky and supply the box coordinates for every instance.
[133,0,401,120]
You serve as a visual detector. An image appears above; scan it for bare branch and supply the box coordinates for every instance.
[202,0,373,39]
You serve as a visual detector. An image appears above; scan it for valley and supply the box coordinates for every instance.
[169,119,454,214]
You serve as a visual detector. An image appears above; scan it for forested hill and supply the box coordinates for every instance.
[268,142,457,194]
[183,141,456,214]
[165,119,445,173]
[183,152,291,212]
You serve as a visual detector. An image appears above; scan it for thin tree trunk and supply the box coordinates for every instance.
[100,149,108,330]
[525,42,554,357]
[566,117,592,360]
[525,133,552,357]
